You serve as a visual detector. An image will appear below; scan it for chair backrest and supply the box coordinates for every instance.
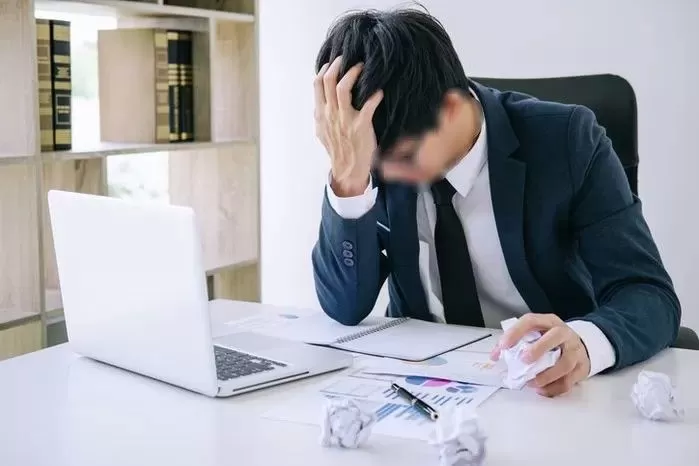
[471,74,639,195]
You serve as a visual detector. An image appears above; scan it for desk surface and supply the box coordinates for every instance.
[1,300,698,466]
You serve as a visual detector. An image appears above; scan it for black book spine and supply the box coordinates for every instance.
[167,30,180,142]
[50,20,72,151]
[178,30,194,142]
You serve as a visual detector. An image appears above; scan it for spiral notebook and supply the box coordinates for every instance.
[230,313,492,361]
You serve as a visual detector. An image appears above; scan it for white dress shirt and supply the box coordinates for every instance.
[325,91,616,378]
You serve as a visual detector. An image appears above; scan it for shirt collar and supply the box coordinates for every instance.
[445,88,487,198]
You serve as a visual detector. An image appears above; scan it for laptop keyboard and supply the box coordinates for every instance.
[214,346,287,381]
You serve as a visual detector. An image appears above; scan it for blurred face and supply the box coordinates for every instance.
[375,90,478,185]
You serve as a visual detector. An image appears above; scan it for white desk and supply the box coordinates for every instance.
[1,300,697,466]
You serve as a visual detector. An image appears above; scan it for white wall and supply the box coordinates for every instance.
[259,0,699,331]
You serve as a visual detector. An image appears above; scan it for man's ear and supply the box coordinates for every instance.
[441,89,466,122]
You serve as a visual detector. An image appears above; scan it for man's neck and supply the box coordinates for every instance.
[444,97,484,171]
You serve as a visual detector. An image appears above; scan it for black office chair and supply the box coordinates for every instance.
[471,74,699,351]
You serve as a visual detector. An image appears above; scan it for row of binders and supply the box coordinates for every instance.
[36,20,196,152]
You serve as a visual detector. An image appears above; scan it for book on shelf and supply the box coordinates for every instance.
[178,30,194,142]
[168,30,194,142]
[36,19,72,152]
[98,28,194,145]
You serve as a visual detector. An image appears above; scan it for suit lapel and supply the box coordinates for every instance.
[384,183,433,321]
[471,80,554,315]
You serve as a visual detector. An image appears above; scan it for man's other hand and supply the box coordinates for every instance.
[491,313,591,397]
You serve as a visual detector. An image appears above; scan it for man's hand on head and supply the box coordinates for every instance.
[313,55,383,198]
[491,313,591,397]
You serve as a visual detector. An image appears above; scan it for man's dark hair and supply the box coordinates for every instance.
[315,5,470,153]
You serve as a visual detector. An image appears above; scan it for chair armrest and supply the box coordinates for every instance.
[671,326,699,350]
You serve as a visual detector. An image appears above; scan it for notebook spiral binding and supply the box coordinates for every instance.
[333,318,410,344]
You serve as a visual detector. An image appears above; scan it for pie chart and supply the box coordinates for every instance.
[404,376,452,387]
[404,376,478,393]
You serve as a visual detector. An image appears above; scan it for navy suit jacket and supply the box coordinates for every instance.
[311,80,681,372]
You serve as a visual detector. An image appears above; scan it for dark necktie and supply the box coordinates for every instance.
[430,179,485,327]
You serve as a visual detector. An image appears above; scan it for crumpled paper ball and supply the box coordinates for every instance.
[319,398,376,448]
[631,370,684,421]
[428,409,487,466]
[499,317,561,389]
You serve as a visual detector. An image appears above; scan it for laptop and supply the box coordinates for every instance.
[46,190,352,397]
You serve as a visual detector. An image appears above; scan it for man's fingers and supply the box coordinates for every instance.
[313,63,330,109]
[498,313,559,350]
[323,55,343,111]
[536,375,572,398]
[522,326,567,363]
[359,89,384,121]
[336,62,363,113]
[529,351,576,388]
[489,345,502,361]
[536,361,587,397]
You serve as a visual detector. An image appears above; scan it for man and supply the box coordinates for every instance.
[311,7,680,397]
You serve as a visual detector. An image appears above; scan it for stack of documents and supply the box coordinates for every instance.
[261,349,509,441]
[262,367,500,440]
[229,309,510,440]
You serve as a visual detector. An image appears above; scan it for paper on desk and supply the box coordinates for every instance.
[499,317,560,390]
[262,369,499,441]
[358,350,507,387]
[225,312,397,346]
[452,333,501,354]
[225,313,299,334]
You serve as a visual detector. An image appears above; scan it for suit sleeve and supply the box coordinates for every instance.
[567,105,681,370]
[311,186,390,326]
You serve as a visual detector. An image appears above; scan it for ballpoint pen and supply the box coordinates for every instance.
[390,382,439,421]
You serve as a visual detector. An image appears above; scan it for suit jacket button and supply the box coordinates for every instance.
[344,258,354,267]
[342,249,353,258]
[342,241,353,250]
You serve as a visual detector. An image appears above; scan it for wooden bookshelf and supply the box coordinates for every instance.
[0,0,260,361]
[35,0,254,22]
[42,139,253,160]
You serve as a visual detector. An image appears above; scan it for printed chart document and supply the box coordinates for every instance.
[358,349,508,387]
[226,312,491,361]
[262,369,499,441]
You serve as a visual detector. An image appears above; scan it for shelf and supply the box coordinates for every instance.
[166,0,254,15]
[0,155,34,166]
[35,0,255,22]
[41,139,255,160]
[2,140,256,164]
[0,0,260,359]
[115,14,210,32]
[0,309,41,331]
[205,258,256,277]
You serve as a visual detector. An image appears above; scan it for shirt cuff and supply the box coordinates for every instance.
[567,320,616,377]
[325,173,378,219]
